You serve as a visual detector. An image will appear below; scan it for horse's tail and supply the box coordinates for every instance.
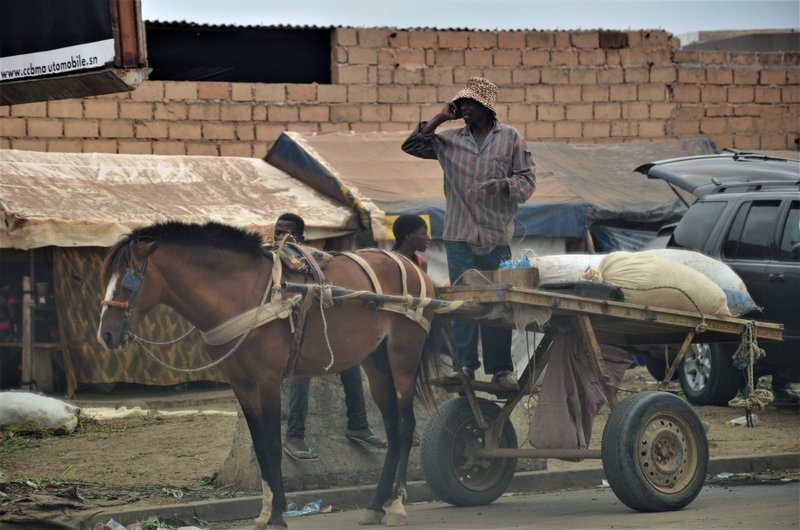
[414,313,446,411]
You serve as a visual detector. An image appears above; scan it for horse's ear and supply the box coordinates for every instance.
[135,240,159,262]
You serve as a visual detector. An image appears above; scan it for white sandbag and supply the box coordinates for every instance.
[581,251,731,316]
[0,391,79,434]
[531,254,604,285]
[642,249,759,317]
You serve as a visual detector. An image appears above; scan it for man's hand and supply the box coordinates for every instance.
[479,179,509,196]
[441,101,459,120]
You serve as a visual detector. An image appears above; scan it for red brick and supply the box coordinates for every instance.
[733,70,760,85]
[734,104,763,117]
[84,100,118,119]
[707,68,733,85]
[728,86,754,103]
[755,86,781,104]
[761,70,787,85]
[729,53,756,66]
[64,119,99,137]
[674,50,701,64]
[678,68,705,83]
[704,104,734,117]
[221,103,253,121]
[672,86,700,103]
[152,141,186,155]
[198,82,230,100]
[783,86,800,103]
[164,82,198,101]
[701,51,726,65]
[27,118,62,137]
[47,99,83,118]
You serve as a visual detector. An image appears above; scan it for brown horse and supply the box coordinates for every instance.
[96,221,438,529]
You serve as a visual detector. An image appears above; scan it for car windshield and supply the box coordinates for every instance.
[672,200,727,251]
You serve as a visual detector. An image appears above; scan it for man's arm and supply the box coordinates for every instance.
[401,102,458,160]
[479,134,536,202]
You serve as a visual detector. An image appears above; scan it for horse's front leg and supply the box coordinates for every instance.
[235,386,287,529]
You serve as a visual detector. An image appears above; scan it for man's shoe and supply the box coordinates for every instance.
[492,370,520,391]
[346,428,387,448]
[447,367,475,380]
[283,437,319,461]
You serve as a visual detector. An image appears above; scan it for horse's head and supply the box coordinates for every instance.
[97,237,160,351]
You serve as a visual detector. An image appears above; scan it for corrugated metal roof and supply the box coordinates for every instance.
[144,20,576,32]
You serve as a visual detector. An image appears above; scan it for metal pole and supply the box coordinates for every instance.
[21,276,32,390]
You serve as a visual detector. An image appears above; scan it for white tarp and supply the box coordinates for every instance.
[0,149,360,248]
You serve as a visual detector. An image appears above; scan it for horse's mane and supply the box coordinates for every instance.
[101,221,264,287]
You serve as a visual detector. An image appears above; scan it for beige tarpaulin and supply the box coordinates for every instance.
[0,149,359,249]
[0,149,362,395]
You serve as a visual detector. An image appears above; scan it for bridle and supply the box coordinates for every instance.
[101,257,149,313]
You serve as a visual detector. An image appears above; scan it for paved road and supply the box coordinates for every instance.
[213,480,799,529]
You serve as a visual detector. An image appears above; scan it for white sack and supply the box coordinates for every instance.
[531,254,604,285]
[641,249,759,317]
[582,251,731,316]
[0,391,79,433]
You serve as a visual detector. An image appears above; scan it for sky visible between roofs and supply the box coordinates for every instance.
[142,0,799,36]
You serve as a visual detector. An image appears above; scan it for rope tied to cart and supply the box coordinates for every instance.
[728,321,771,425]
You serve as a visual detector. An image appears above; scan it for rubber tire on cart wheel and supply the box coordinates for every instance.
[678,343,743,406]
[420,396,517,506]
[602,391,708,512]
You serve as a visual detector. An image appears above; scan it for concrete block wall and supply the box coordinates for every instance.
[1,28,797,155]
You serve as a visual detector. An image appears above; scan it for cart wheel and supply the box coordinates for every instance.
[420,396,517,506]
[602,391,708,512]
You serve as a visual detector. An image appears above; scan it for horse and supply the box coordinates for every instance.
[96,221,439,529]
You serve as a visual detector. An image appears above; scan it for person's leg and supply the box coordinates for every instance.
[477,245,514,375]
[286,376,310,439]
[340,365,368,431]
[445,241,480,372]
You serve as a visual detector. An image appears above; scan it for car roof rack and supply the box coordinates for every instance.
[711,178,800,194]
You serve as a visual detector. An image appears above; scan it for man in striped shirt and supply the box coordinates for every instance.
[401,77,536,391]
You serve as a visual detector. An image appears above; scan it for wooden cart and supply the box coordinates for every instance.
[420,280,783,512]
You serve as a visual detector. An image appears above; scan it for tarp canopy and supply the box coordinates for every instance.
[531,138,718,223]
[266,131,588,240]
[266,132,719,241]
[0,149,359,249]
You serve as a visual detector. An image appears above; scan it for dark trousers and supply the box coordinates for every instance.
[445,241,513,375]
[286,364,369,439]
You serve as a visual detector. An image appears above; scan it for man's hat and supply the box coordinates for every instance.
[452,77,497,115]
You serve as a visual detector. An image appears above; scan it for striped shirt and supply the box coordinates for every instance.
[402,121,536,246]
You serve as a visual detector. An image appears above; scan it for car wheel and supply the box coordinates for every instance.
[678,343,743,406]
[644,352,678,382]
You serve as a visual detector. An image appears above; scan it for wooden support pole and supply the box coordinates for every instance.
[21,276,32,390]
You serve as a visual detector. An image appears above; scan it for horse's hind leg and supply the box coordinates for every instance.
[233,383,287,529]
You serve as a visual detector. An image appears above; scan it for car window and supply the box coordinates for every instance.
[724,200,781,260]
[778,201,800,261]
[673,200,726,251]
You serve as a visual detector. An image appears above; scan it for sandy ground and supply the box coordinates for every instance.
[1,367,798,523]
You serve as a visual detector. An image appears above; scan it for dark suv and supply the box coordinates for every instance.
[636,153,800,405]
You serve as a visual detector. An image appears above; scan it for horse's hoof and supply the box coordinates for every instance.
[385,512,408,526]
[358,508,385,525]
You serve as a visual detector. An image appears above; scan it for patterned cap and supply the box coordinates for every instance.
[452,77,497,115]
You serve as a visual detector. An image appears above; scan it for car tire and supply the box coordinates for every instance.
[644,352,678,382]
[678,343,743,406]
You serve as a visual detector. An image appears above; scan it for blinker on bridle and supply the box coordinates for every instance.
[101,258,148,312]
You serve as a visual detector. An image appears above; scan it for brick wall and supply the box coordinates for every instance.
[1,28,798,155]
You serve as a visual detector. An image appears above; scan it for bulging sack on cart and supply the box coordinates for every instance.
[640,249,759,317]
[581,251,731,316]
[531,254,604,284]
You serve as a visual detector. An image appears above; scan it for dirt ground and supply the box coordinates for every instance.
[1,367,798,526]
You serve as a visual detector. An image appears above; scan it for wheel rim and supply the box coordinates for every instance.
[682,344,711,392]
[448,415,508,491]
[636,410,699,493]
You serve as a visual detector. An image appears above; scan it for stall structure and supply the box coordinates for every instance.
[0,149,358,395]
